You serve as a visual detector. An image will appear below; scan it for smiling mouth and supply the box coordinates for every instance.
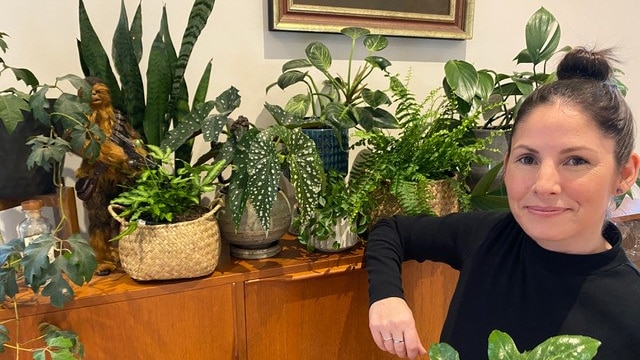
[526,206,568,216]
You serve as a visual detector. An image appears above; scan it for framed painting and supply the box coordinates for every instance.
[268,0,475,39]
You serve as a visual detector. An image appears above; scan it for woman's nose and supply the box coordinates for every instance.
[532,163,561,195]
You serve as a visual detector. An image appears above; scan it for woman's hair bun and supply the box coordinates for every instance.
[556,47,614,82]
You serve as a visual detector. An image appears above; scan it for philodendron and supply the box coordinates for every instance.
[264,27,399,134]
[429,330,600,360]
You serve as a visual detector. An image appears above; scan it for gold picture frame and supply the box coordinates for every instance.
[268,0,475,39]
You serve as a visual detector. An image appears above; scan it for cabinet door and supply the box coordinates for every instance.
[244,261,458,360]
[0,282,243,360]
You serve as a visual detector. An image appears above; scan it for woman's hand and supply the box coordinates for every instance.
[369,297,427,359]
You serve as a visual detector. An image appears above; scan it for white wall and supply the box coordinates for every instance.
[2,0,639,232]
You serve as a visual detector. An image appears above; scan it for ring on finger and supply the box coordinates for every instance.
[393,339,405,344]
[383,336,393,341]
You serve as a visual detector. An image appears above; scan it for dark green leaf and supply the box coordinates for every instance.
[144,28,173,146]
[130,3,143,64]
[525,7,560,65]
[276,70,308,90]
[282,58,311,72]
[487,330,523,360]
[444,60,479,104]
[364,55,391,71]
[0,93,29,134]
[363,34,388,52]
[193,61,212,108]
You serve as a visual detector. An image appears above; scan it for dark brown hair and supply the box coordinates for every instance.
[509,47,634,167]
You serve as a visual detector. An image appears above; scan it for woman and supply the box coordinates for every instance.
[365,47,640,359]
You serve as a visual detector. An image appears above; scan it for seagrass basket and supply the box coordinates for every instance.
[108,203,222,281]
[368,178,459,231]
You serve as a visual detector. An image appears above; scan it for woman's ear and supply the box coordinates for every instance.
[618,152,640,193]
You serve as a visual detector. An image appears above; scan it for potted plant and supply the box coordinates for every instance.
[0,32,96,200]
[264,26,400,174]
[108,144,226,281]
[350,73,489,229]
[296,170,368,252]
[161,91,325,258]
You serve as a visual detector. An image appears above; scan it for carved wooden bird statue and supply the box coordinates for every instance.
[75,78,149,275]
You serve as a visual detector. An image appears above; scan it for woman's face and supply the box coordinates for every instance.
[504,102,629,254]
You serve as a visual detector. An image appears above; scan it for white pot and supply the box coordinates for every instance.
[308,217,358,252]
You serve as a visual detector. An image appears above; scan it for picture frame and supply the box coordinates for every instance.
[268,0,475,39]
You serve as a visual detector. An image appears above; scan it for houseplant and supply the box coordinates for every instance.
[429,329,600,360]
[264,26,400,173]
[161,92,324,256]
[77,0,219,167]
[296,170,368,252]
[0,32,96,200]
[0,205,97,359]
[349,73,489,228]
[108,144,226,280]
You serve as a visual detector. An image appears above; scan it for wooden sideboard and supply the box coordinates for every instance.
[0,236,459,359]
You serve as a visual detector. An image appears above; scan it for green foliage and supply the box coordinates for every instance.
[443,7,571,129]
[77,0,218,165]
[350,73,488,219]
[265,27,400,135]
[296,170,368,250]
[110,145,226,228]
[0,233,95,359]
[429,329,600,360]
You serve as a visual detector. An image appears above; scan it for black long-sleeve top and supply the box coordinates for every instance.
[365,211,640,359]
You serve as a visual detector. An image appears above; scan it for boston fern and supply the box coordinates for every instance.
[351,73,489,216]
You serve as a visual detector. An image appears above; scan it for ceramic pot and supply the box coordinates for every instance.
[302,127,349,175]
[307,217,358,252]
[217,190,292,259]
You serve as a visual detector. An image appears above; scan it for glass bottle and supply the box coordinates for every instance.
[16,199,53,249]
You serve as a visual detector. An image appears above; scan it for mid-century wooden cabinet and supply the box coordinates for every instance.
[0,238,459,359]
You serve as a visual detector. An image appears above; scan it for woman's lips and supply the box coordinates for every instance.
[526,206,568,216]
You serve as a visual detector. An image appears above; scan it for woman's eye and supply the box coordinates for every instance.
[566,157,588,166]
[517,156,535,165]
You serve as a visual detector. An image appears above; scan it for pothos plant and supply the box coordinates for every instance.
[0,221,97,359]
[429,329,600,360]
[160,88,324,235]
[264,26,400,136]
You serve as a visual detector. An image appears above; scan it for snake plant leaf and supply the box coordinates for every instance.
[282,58,312,72]
[444,59,479,104]
[112,0,145,133]
[130,3,143,64]
[168,0,215,116]
[341,27,370,40]
[429,342,460,360]
[193,61,212,108]
[364,55,392,71]
[363,34,388,52]
[78,0,123,111]
[144,29,173,146]
[523,7,561,66]
[0,93,29,134]
[306,42,332,73]
[487,330,524,360]
[526,334,600,360]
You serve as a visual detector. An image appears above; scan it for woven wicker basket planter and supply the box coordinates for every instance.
[368,178,460,230]
[109,204,222,281]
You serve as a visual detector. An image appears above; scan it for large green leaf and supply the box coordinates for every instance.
[144,27,173,146]
[487,330,524,360]
[0,93,28,134]
[526,334,600,360]
[444,60,479,104]
[363,34,388,52]
[341,27,369,40]
[524,7,561,65]
[306,42,332,73]
[285,129,323,227]
[429,342,460,360]
[112,0,145,132]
